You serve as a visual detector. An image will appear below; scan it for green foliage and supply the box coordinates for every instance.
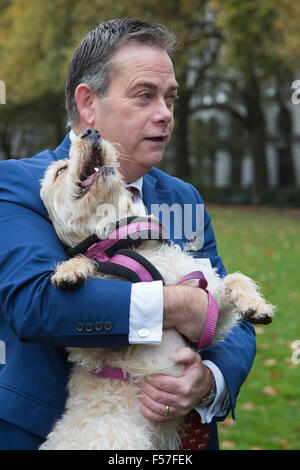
[0,0,217,105]
[211,0,300,77]
[1,0,299,107]
[1,0,300,190]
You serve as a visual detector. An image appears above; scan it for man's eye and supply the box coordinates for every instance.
[167,94,179,104]
[139,93,152,100]
[56,167,67,177]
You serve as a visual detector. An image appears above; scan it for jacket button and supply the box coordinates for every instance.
[104,321,112,331]
[95,322,103,332]
[75,322,84,332]
[85,322,94,333]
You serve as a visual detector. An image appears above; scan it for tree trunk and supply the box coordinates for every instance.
[173,92,191,178]
[244,79,268,205]
[0,123,13,160]
[277,102,296,187]
[231,150,242,187]
[250,117,268,204]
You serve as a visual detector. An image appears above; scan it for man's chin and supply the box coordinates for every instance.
[142,151,164,168]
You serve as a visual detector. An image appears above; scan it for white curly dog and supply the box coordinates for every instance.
[39,129,274,450]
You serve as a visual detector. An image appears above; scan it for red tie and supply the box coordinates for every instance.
[179,410,211,450]
[127,186,138,202]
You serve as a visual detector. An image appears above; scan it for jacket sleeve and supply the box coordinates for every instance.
[0,160,132,348]
[189,183,257,420]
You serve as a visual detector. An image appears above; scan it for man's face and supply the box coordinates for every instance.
[92,42,178,182]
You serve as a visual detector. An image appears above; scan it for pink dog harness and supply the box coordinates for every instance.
[66,216,219,380]
[67,216,166,283]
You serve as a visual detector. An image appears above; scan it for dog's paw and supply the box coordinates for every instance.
[241,302,275,325]
[51,271,86,289]
[51,256,96,289]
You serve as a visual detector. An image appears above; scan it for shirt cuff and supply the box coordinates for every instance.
[195,360,230,424]
[129,281,163,345]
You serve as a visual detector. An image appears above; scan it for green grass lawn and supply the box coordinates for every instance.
[207,205,300,450]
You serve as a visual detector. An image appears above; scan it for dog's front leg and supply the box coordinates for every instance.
[51,255,98,289]
[222,273,275,325]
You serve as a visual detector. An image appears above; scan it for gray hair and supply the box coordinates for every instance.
[65,18,177,128]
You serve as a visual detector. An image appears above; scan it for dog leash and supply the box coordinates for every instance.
[176,271,219,350]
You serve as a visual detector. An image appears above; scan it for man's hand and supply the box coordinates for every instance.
[163,285,208,343]
[138,347,213,422]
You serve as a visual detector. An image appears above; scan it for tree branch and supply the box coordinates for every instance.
[190,102,248,126]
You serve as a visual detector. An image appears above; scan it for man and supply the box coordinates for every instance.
[0,19,256,450]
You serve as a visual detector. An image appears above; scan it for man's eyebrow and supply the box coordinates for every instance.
[130,81,179,92]
[168,84,180,92]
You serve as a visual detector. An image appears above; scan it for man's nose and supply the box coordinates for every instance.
[153,99,173,124]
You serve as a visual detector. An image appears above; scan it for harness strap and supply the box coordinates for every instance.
[66,216,166,259]
[94,249,165,283]
[66,234,99,258]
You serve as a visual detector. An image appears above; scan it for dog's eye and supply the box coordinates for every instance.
[56,166,67,177]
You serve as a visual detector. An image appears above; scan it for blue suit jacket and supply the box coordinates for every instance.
[0,134,256,448]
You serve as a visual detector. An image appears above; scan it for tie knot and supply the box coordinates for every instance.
[127,186,138,202]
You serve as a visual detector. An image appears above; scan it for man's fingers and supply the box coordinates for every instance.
[139,391,177,421]
[138,378,178,404]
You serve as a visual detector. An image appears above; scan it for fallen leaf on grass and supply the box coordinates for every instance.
[264,358,278,366]
[288,290,298,299]
[261,386,280,396]
[221,418,235,427]
[264,250,273,257]
[254,326,264,335]
[221,440,235,449]
[272,437,291,450]
[279,443,291,450]
[259,343,271,350]
[269,370,280,380]
[240,402,256,410]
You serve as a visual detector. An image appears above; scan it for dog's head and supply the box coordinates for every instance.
[40,129,135,246]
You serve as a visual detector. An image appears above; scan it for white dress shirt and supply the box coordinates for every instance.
[69,130,229,422]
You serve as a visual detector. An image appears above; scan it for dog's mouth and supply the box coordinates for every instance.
[76,143,102,197]
[75,131,114,197]
[79,140,103,186]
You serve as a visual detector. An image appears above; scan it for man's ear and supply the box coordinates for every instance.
[75,84,96,126]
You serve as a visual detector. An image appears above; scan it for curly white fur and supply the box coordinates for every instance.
[39,131,274,450]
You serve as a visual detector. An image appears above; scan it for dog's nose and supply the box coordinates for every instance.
[81,128,100,141]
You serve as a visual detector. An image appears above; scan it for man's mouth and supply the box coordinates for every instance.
[144,135,168,143]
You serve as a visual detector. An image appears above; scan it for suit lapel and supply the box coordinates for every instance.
[142,171,171,214]
[142,170,185,246]
[53,133,71,160]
